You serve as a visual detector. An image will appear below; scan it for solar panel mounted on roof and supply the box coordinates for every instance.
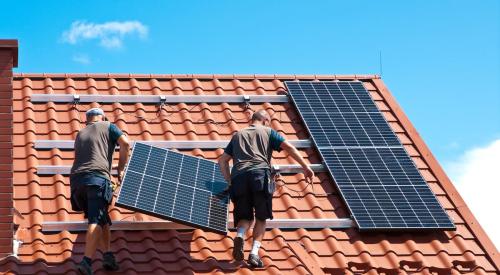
[285,81,455,230]
[116,142,229,234]
[301,111,400,147]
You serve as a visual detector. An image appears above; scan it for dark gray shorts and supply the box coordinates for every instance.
[229,169,275,227]
[70,174,113,226]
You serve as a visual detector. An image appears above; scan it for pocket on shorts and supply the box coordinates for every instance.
[265,174,276,197]
[250,171,266,193]
[70,184,83,212]
[103,179,113,203]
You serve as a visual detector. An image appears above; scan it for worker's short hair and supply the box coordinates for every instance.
[86,107,105,117]
[85,107,107,121]
[251,110,270,122]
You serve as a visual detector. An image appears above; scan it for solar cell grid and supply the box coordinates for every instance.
[321,148,428,187]
[285,81,455,230]
[116,142,229,234]
[302,112,400,147]
[285,81,380,113]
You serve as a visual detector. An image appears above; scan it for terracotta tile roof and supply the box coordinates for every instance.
[0,74,498,274]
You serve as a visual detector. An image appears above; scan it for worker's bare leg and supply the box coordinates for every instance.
[99,224,111,252]
[237,219,251,232]
[84,224,102,258]
[99,223,119,271]
[233,219,251,261]
[252,219,266,242]
[247,219,266,267]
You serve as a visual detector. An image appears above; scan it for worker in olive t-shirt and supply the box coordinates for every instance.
[218,109,314,268]
[70,107,130,275]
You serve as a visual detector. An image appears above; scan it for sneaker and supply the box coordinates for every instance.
[232,236,244,261]
[248,253,264,268]
[76,259,93,275]
[102,252,120,271]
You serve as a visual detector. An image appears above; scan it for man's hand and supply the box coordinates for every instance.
[117,134,130,183]
[223,179,232,192]
[280,141,315,184]
[218,152,233,191]
[117,169,125,183]
[112,164,125,183]
[303,166,314,184]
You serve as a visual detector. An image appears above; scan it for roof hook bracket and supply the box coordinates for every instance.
[242,95,251,109]
[159,95,167,106]
[72,94,80,105]
[272,164,281,177]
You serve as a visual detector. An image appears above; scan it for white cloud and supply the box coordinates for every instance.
[445,139,500,249]
[445,141,460,150]
[62,20,148,49]
[72,54,91,65]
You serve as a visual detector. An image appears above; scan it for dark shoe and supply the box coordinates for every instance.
[232,236,244,261]
[76,259,93,275]
[248,253,264,268]
[102,252,120,271]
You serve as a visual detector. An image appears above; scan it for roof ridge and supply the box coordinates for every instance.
[13,73,381,80]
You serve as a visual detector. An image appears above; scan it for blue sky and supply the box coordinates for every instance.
[2,1,499,245]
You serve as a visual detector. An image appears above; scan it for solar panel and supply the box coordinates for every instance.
[301,111,400,147]
[322,147,453,229]
[285,81,455,230]
[116,142,229,234]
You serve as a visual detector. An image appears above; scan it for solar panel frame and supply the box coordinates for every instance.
[285,81,455,231]
[116,142,229,234]
[321,147,454,229]
[286,81,401,147]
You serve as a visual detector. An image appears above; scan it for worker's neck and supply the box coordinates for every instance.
[87,119,101,124]
[251,121,264,126]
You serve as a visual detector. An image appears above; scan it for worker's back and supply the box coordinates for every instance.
[225,124,284,178]
[71,121,117,179]
[219,110,312,268]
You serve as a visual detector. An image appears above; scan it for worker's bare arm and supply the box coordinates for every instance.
[116,135,131,182]
[218,152,232,185]
[280,141,314,183]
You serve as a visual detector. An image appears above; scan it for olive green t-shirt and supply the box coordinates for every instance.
[70,121,123,180]
[224,124,285,178]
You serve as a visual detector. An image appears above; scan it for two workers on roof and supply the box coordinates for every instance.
[70,108,312,274]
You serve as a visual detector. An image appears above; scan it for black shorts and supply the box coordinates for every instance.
[229,169,275,227]
[70,174,113,226]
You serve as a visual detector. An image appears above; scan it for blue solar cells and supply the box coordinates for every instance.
[116,142,229,234]
[321,148,429,187]
[302,112,400,147]
[286,81,455,230]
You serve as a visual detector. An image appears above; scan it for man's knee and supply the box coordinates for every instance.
[88,215,110,227]
[87,222,102,229]
[254,218,267,229]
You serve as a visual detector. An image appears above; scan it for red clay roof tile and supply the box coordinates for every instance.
[0,74,498,274]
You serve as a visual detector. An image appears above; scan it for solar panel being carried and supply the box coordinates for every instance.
[116,142,229,234]
[285,81,455,230]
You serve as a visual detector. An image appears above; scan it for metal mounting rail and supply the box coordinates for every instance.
[34,139,313,150]
[41,218,354,232]
[30,94,290,104]
[36,164,326,175]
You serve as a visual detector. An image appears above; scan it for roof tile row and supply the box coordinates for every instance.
[0,75,497,274]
